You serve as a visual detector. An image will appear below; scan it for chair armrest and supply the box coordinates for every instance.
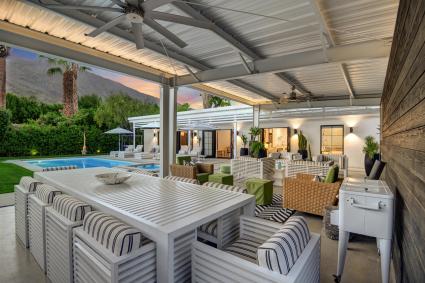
[170,164,197,179]
[192,241,285,283]
[240,216,283,243]
[296,173,315,180]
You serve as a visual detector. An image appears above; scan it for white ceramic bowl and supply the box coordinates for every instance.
[95,172,132,185]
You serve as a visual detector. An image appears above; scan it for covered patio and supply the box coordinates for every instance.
[1,0,424,283]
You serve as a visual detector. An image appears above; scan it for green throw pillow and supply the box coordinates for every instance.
[176,156,191,165]
[324,165,339,183]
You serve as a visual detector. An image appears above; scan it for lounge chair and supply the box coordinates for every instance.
[192,216,320,283]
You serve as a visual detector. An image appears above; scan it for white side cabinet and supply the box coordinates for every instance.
[336,178,394,283]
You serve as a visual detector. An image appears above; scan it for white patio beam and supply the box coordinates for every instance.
[174,40,390,86]
[169,86,178,166]
[309,0,355,99]
[261,97,380,110]
[160,85,171,178]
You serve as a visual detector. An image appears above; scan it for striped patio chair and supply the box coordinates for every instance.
[131,169,159,177]
[15,176,42,248]
[45,195,92,283]
[42,165,78,172]
[28,184,62,272]
[164,175,199,184]
[192,216,320,283]
[197,182,247,249]
[73,211,156,282]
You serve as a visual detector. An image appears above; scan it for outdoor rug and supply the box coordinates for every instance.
[255,194,295,224]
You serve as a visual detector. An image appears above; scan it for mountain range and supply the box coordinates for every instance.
[5,56,159,104]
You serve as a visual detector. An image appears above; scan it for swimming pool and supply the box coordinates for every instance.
[137,164,160,171]
[25,157,136,169]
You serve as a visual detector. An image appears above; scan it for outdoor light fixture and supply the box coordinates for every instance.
[350,127,354,133]
[194,132,197,137]
[294,129,298,134]
[237,131,240,136]
[153,133,156,137]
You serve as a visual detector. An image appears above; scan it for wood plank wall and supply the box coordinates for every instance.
[381,0,425,281]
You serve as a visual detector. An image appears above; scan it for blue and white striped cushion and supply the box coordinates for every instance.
[83,211,149,256]
[199,220,218,237]
[224,238,263,263]
[52,195,92,222]
[42,165,78,172]
[164,175,199,184]
[257,216,311,275]
[19,176,42,192]
[202,182,247,194]
[34,184,62,204]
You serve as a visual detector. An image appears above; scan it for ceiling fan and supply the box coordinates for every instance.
[279,86,309,104]
[38,0,198,49]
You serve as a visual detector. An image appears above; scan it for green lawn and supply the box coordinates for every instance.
[0,162,33,194]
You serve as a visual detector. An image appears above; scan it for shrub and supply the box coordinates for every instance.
[0,108,11,139]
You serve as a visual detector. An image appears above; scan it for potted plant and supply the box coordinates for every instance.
[250,141,266,158]
[298,131,308,160]
[240,134,249,156]
[249,127,262,141]
[363,135,380,176]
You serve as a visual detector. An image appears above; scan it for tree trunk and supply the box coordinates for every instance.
[201,92,212,109]
[62,64,78,116]
[0,45,8,108]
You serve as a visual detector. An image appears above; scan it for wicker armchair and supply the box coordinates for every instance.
[283,173,342,216]
[170,163,214,184]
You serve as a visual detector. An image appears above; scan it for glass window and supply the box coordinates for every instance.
[321,125,344,154]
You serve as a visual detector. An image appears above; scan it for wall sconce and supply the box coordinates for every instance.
[294,129,298,134]
[237,130,240,136]
[194,132,197,137]
[349,127,354,133]
[153,133,156,137]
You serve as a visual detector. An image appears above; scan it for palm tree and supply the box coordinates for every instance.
[0,45,9,108]
[200,93,231,109]
[44,57,89,116]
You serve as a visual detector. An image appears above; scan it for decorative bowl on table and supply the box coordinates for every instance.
[95,172,132,185]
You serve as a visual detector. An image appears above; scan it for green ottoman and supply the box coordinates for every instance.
[220,164,231,174]
[197,172,210,185]
[245,178,273,205]
[208,173,233,186]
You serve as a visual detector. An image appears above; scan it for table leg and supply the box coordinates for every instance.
[156,235,173,283]
[336,230,350,282]
[379,238,391,283]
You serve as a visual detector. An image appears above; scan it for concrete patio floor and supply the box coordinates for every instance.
[0,203,381,283]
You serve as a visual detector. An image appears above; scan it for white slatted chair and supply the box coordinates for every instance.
[197,182,247,249]
[15,176,42,248]
[73,211,156,283]
[192,216,320,283]
[45,195,92,283]
[28,184,62,272]
[164,175,199,184]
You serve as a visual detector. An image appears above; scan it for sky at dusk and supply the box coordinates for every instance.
[10,48,205,109]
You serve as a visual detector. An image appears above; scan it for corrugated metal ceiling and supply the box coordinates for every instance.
[0,0,398,104]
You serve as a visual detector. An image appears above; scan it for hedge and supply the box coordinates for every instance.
[0,124,118,157]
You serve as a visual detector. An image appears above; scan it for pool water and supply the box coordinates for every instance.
[137,164,160,171]
[25,157,135,169]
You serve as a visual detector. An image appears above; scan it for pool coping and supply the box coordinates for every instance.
[6,156,150,172]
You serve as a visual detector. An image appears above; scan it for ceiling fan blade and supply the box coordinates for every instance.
[148,11,211,29]
[143,17,187,48]
[132,23,145,49]
[86,14,127,37]
[42,4,122,13]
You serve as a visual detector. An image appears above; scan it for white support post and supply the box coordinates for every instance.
[169,87,178,166]
[188,130,192,152]
[132,122,136,147]
[233,121,238,159]
[160,85,170,178]
[253,105,260,128]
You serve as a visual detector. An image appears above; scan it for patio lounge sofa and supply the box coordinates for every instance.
[283,165,342,216]
[192,216,320,283]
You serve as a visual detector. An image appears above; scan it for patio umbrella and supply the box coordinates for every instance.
[104,127,133,151]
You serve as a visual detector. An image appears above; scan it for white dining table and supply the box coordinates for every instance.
[34,167,256,283]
